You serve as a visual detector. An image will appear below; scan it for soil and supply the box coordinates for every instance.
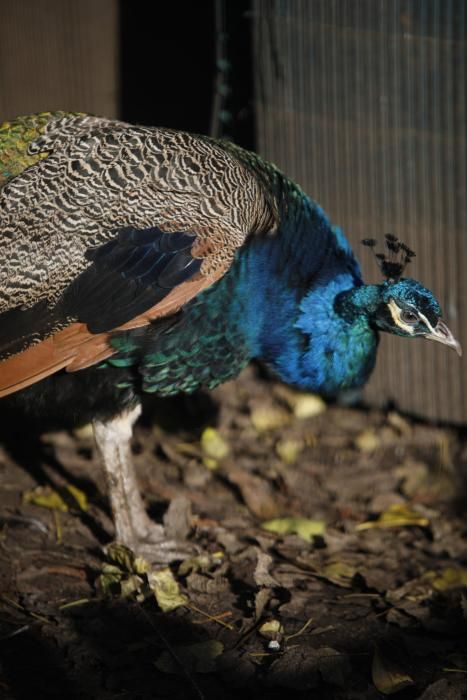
[0,366,466,700]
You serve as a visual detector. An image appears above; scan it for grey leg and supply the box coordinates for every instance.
[93,404,193,562]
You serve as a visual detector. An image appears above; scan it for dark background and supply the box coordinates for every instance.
[120,1,254,149]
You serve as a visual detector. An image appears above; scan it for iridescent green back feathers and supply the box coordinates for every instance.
[0,111,84,186]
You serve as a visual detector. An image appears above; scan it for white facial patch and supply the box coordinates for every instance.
[416,310,436,335]
[387,298,417,334]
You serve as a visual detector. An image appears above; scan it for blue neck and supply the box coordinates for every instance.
[223,197,380,396]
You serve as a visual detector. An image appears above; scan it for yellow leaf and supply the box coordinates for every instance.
[275,439,304,464]
[357,504,430,531]
[250,404,291,432]
[425,567,467,592]
[275,386,326,418]
[148,567,188,612]
[106,542,150,574]
[200,427,229,460]
[355,430,380,452]
[321,561,357,587]
[259,619,284,639]
[154,639,224,674]
[261,517,325,541]
[372,645,414,695]
[202,456,219,470]
[66,484,88,511]
[291,394,326,419]
[23,486,68,512]
[72,423,94,440]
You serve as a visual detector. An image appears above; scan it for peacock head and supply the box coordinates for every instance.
[362,235,462,355]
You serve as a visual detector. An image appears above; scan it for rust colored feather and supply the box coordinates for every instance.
[0,271,223,396]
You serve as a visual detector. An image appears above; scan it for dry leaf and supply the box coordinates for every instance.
[106,542,150,575]
[372,645,414,694]
[148,567,188,612]
[291,394,326,419]
[98,544,152,599]
[355,430,380,452]
[23,486,68,512]
[320,561,357,588]
[275,386,326,418]
[253,550,278,588]
[259,619,284,638]
[250,403,291,432]
[261,517,325,542]
[227,469,280,520]
[275,439,304,464]
[72,423,94,440]
[200,427,230,462]
[66,484,88,511]
[425,567,467,592]
[357,504,430,531]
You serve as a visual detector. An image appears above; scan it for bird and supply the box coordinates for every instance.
[0,112,461,560]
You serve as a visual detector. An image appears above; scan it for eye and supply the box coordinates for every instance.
[400,310,418,325]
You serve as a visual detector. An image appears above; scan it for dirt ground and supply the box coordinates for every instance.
[0,366,466,700]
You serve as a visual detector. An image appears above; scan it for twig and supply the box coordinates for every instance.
[0,624,32,642]
[59,598,91,610]
[187,603,234,630]
[285,616,314,642]
[53,510,62,544]
[0,595,51,624]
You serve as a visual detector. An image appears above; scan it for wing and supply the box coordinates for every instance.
[0,113,275,397]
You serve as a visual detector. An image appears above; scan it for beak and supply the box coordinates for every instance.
[424,320,462,357]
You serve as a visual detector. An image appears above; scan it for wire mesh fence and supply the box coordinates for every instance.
[254,0,466,423]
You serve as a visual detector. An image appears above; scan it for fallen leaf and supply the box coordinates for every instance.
[259,619,284,639]
[266,645,351,689]
[106,542,150,575]
[163,496,192,540]
[228,469,281,519]
[356,504,430,531]
[275,439,304,464]
[148,567,188,612]
[72,423,94,440]
[321,561,357,588]
[372,644,414,695]
[98,563,129,596]
[98,544,155,601]
[250,403,291,432]
[387,411,412,435]
[355,430,380,452]
[253,550,278,588]
[424,567,467,592]
[66,484,88,511]
[178,553,218,576]
[261,517,325,542]
[200,427,230,462]
[274,386,326,418]
[291,394,326,419]
[23,486,68,512]
[254,587,271,620]
[154,639,224,674]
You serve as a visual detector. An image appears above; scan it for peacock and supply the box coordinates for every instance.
[0,112,461,560]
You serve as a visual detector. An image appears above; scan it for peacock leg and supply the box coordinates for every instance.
[93,404,192,562]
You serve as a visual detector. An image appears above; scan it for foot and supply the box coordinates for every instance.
[128,522,198,564]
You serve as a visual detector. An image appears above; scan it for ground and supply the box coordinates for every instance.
[0,366,466,700]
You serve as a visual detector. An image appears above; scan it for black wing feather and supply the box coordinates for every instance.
[0,226,202,357]
[65,226,202,332]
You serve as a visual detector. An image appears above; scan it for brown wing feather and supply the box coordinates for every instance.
[0,114,276,397]
[0,270,223,397]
